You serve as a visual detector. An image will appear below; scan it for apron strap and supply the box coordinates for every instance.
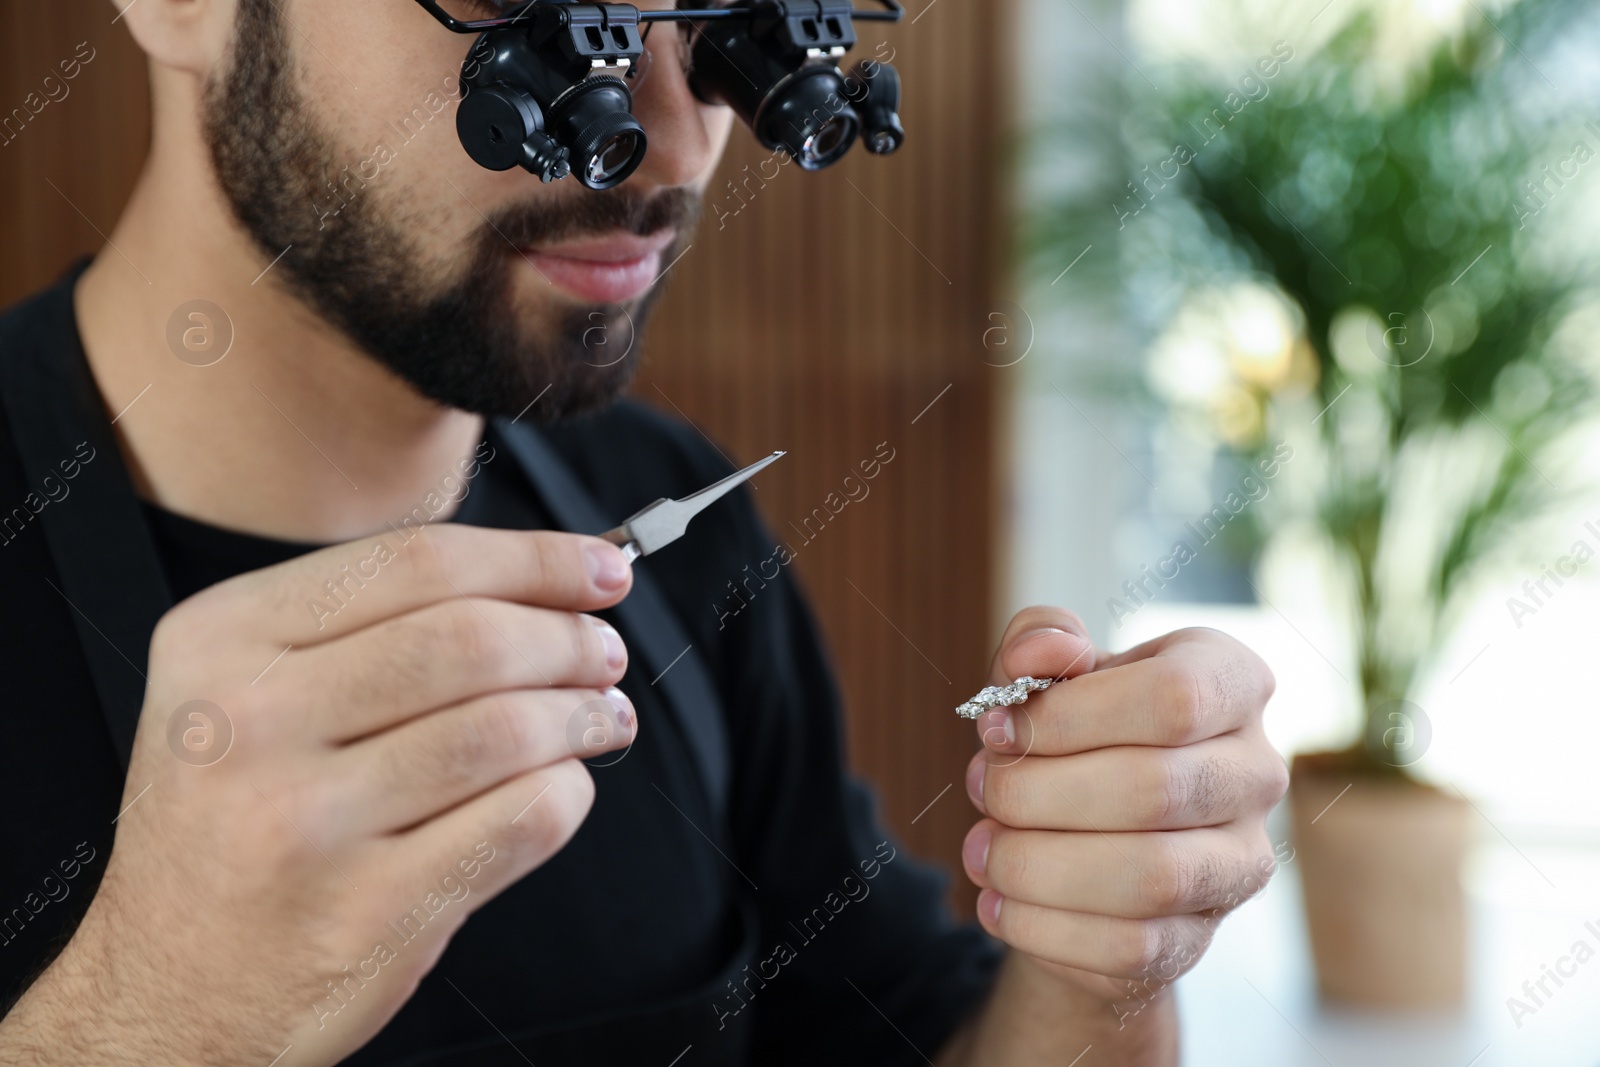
[488,418,733,837]
[0,269,171,769]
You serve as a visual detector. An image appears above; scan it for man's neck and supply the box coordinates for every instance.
[74,132,484,545]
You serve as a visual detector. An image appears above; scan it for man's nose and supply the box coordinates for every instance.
[628,35,729,190]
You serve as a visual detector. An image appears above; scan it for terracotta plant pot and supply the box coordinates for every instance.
[1289,751,1473,1009]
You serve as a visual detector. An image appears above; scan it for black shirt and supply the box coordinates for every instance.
[0,264,1002,1065]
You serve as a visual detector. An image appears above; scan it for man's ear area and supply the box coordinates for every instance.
[113,0,239,75]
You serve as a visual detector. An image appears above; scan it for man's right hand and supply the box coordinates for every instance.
[0,525,637,1067]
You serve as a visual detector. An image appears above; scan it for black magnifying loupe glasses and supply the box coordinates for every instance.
[414,0,906,190]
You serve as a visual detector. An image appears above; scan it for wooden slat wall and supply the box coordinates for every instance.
[642,11,1006,915]
[0,6,151,304]
[0,1,1004,914]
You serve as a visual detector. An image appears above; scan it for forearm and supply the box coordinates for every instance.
[938,950,1178,1067]
[0,910,212,1067]
[0,937,151,1066]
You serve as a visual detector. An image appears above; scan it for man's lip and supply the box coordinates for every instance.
[523,230,677,264]
[515,231,676,304]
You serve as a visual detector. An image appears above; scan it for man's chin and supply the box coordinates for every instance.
[527,357,640,424]
[447,297,641,423]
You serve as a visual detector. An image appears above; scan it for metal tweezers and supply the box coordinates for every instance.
[601,451,786,563]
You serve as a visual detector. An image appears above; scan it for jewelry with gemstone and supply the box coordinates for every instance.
[955,676,1056,720]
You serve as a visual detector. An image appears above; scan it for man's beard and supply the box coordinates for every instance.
[199,0,699,421]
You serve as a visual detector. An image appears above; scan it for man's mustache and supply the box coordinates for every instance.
[487,185,702,247]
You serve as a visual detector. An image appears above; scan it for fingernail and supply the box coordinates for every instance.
[1015,626,1068,648]
[592,618,626,670]
[963,825,991,877]
[980,889,1003,925]
[604,687,633,730]
[585,543,630,592]
[966,758,986,810]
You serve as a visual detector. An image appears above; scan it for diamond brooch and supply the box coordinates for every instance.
[955,676,1056,720]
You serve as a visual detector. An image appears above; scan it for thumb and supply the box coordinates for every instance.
[989,606,1099,686]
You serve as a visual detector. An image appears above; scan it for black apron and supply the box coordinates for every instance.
[0,266,756,1065]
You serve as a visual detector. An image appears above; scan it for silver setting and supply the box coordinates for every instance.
[955,676,1055,720]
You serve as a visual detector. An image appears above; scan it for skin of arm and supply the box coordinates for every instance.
[938,951,1180,1066]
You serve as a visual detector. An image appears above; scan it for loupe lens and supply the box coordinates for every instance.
[687,0,865,171]
[801,114,858,169]
[757,66,860,171]
[589,130,643,185]
[552,77,647,190]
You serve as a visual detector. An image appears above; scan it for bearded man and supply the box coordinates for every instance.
[0,2,1287,1064]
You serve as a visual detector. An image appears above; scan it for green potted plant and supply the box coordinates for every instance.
[1031,2,1598,1007]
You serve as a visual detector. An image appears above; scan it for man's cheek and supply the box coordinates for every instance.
[698,108,738,185]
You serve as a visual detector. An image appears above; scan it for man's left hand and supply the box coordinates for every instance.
[962,607,1288,1005]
